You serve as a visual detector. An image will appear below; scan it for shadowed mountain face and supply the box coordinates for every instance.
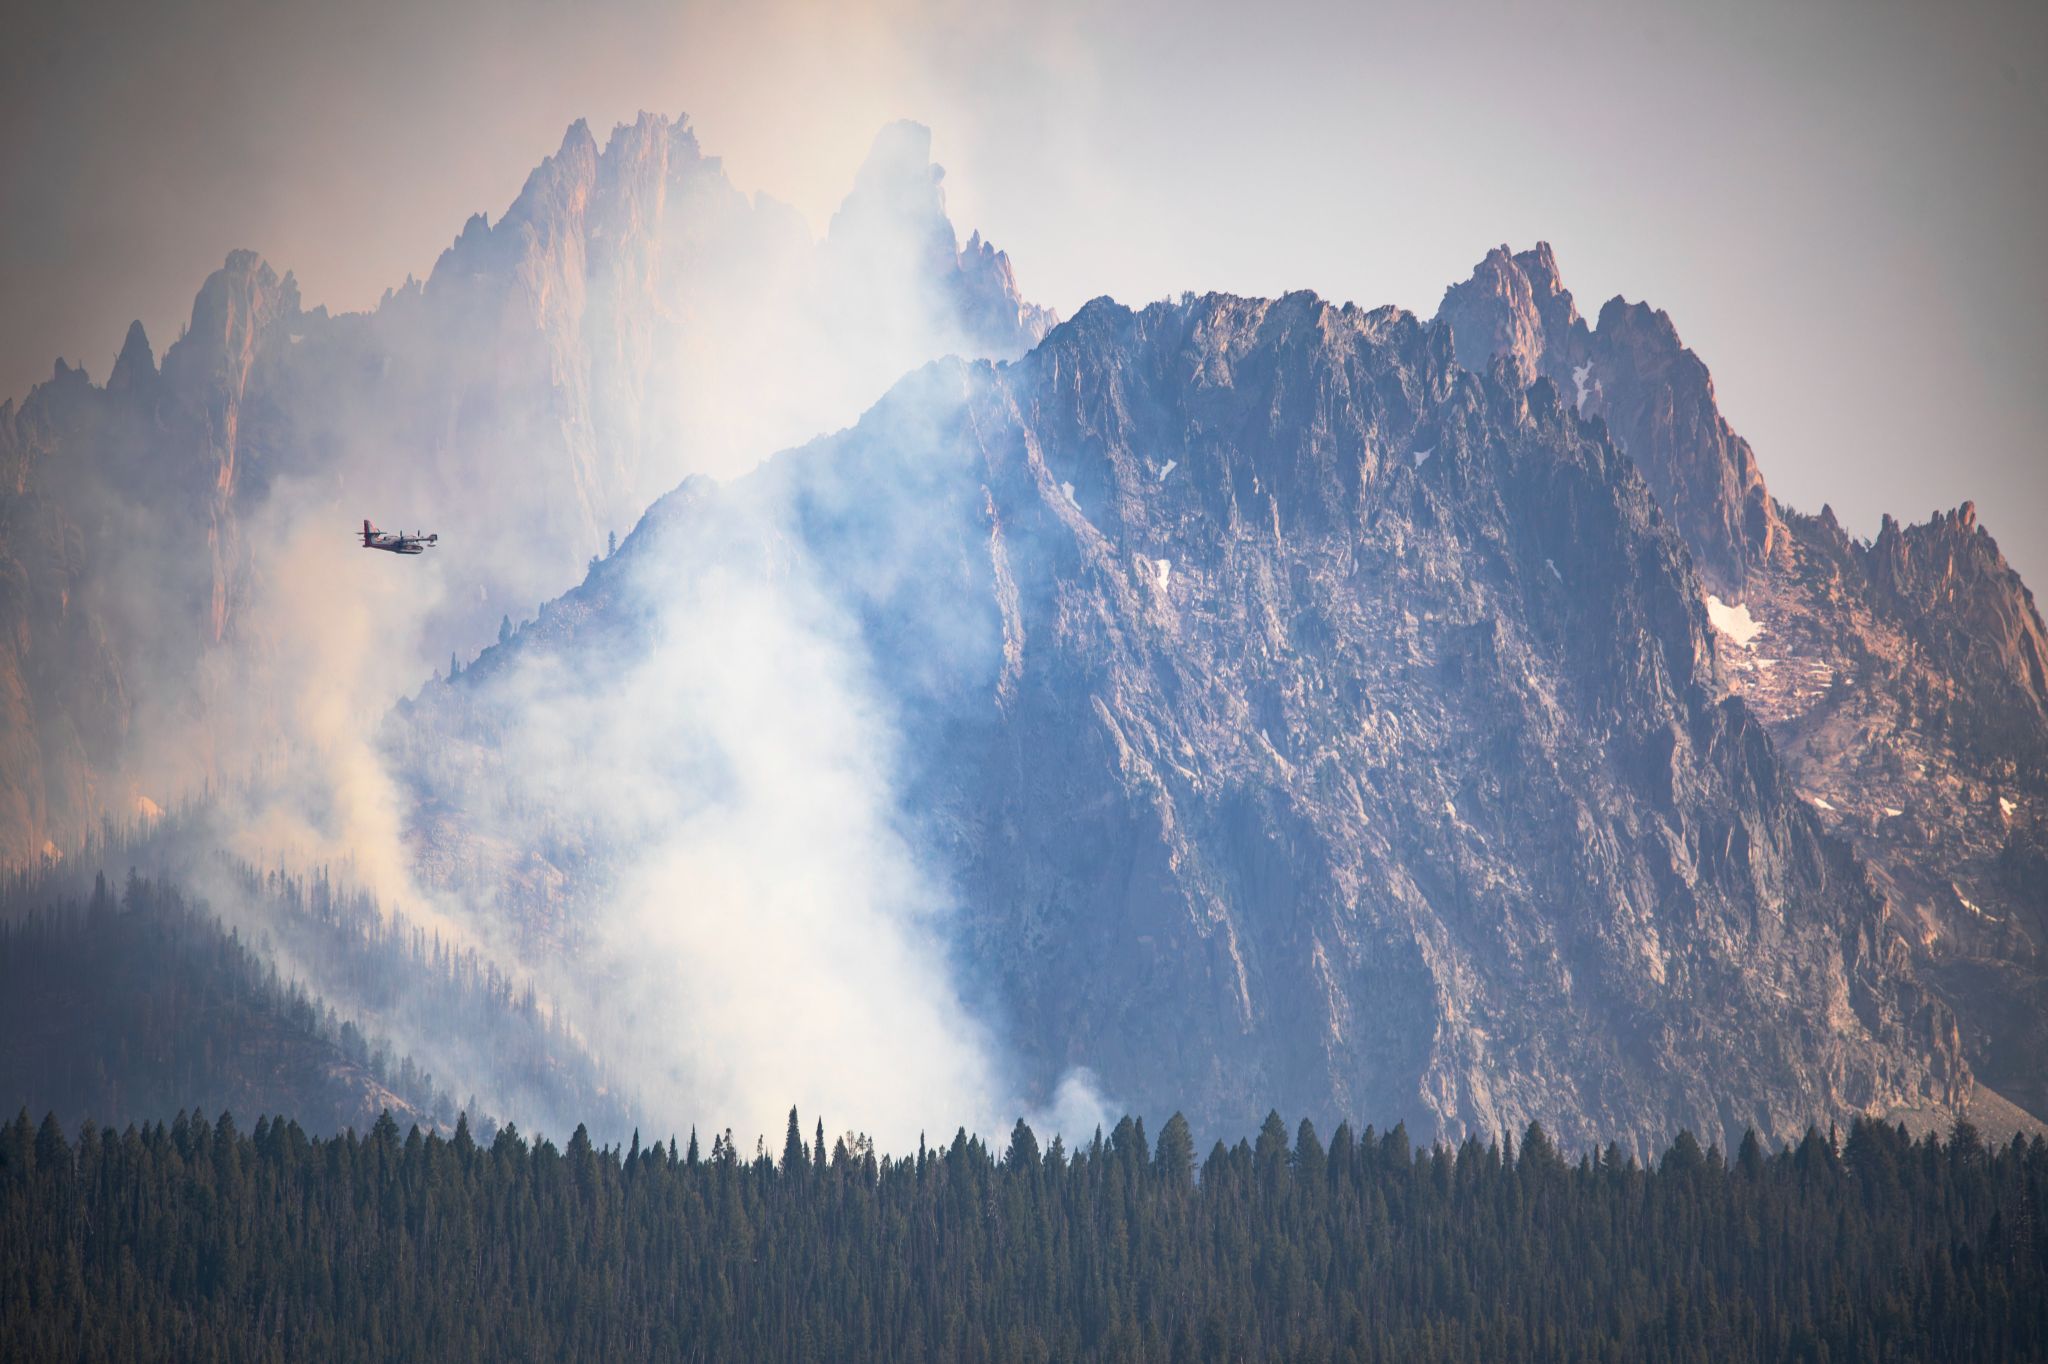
[1438,244,2048,1121]
[0,115,1050,865]
[403,291,1968,1150]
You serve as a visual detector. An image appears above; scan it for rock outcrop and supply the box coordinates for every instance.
[1441,243,2048,1122]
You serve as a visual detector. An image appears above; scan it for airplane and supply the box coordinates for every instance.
[361,520,439,555]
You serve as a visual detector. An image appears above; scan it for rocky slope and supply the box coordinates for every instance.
[1438,244,2048,1120]
[400,291,1968,1151]
[1728,504,2048,1115]
[0,114,1050,859]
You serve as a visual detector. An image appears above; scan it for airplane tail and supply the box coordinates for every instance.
[362,519,376,546]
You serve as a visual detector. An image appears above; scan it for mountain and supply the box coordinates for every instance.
[2,124,2036,1154]
[0,113,1051,865]
[1437,244,2048,1119]
[399,288,1969,1150]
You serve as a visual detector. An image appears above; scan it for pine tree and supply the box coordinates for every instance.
[1155,1113,1195,1187]
[1006,1118,1040,1171]
[783,1107,806,1175]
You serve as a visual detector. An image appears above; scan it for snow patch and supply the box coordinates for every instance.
[1545,558,1563,583]
[1705,595,1764,648]
[1412,447,1434,466]
[1155,558,1172,591]
[1808,794,1835,812]
[1883,807,1904,819]
[1158,460,1177,482]
[1571,362,1594,415]
[1061,481,1076,506]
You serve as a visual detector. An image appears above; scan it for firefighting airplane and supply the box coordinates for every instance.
[360,520,439,555]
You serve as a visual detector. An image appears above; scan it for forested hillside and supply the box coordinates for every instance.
[0,873,448,1135]
[0,842,633,1139]
[2,1103,2041,1362]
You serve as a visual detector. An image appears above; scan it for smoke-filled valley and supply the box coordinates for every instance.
[3,106,2047,1184]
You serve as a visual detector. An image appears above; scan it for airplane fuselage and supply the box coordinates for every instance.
[361,519,437,555]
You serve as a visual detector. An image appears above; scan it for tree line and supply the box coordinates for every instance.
[3,1100,2042,1362]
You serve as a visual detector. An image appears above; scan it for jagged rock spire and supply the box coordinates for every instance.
[108,320,156,393]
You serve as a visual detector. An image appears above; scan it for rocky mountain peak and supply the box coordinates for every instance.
[1434,241,1582,385]
[1436,244,1780,595]
[163,251,300,388]
[1436,245,1548,380]
[1867,505,2048,716]
[828,121,1055,354]
[847,120,946,204]
[826,121,952,274]
[602,108,702,161]
[107,321,156,394]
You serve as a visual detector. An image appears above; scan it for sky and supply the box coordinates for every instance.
[5,0,2045,584]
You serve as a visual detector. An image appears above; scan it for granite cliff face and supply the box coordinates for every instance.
[1438,244,2048,1122]
[402,291,1967,1149]
[0,114,1050,856]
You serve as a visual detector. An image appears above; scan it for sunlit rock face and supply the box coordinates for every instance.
[1441,244,2048,1122]
[0,114,1051,853]
[404,290,1968,1151]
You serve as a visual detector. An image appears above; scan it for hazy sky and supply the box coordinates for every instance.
[6,0,2044,582]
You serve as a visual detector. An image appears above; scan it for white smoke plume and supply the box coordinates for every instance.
[92,114,1105,1149]
[456,488,1008,1148]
